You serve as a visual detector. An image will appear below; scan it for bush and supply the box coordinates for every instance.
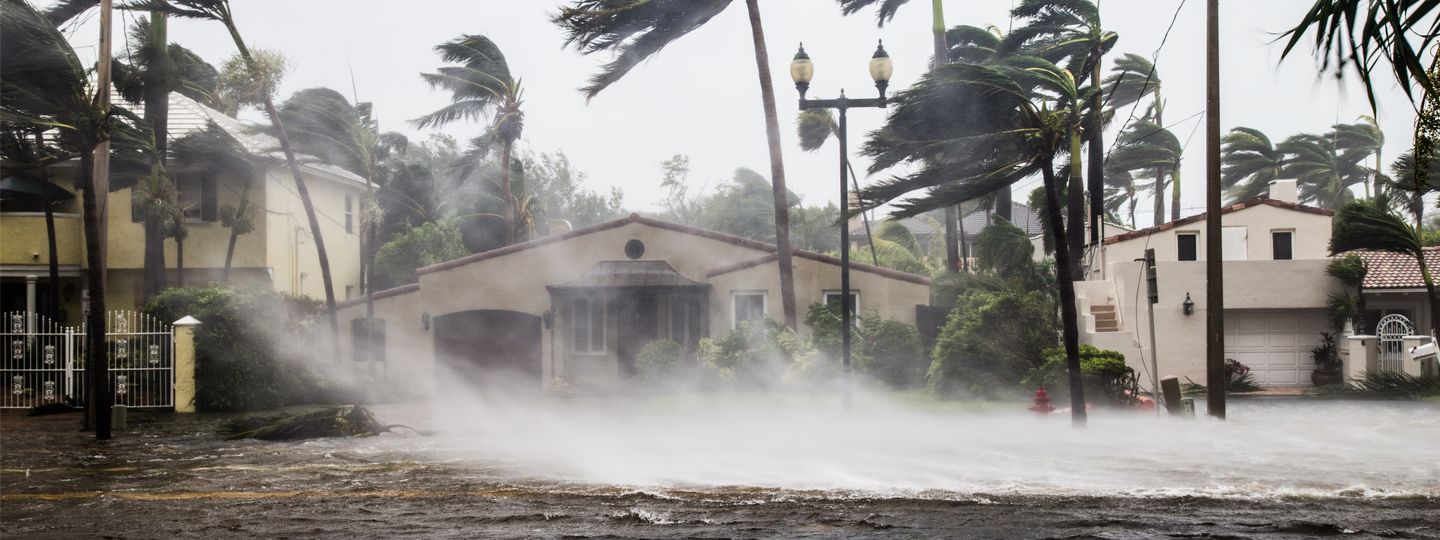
[146,285,341,412]
[804,301,868,369]
[635,339,685,383]
[1025,345,1138,408]
[709,318,800,388]
[860,312,926,389]
[929,290,1057,399]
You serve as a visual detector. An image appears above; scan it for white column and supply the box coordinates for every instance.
[25,275,37,332]
[1346,335,1377,381]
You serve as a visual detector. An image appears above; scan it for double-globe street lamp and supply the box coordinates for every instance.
[791,41,892,412]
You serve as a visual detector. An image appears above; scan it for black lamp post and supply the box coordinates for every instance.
[792,40,892,412]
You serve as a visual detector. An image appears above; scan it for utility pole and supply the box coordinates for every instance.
[89,0,115,439]
[934,0,961,274]
[1144,249,1161,416]
[1205,0,1226,419]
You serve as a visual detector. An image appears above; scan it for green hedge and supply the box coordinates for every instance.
[1025,345,1139,408]
[145,286,337,412]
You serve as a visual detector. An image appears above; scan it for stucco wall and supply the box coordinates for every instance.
[264,168,363,302]
[706,256,929,337]
[329,287,431,396]
[1100,204,1333,275]
[0,213,83,266]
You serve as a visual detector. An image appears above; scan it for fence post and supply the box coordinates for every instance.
[172,316,201,413]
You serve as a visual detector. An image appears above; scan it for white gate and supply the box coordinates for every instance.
[0,310,174,409]
[1375,313,1414,374]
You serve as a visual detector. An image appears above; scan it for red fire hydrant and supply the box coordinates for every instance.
[1028,386,1057,417]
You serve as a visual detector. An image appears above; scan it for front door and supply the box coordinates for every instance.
[615,292,659,378]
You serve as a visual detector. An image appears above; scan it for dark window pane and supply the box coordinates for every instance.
[1178,234,1198,261]
[201,175,217,221]
[1272,232,1293,260]
[573,298,588,351]
[589,298,604,351]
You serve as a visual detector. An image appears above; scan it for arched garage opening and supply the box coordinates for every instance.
[434,310,542,392]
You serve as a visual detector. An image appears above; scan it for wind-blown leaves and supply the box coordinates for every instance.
[552,0,732,101]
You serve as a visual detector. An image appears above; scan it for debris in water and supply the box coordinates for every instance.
[218,405,416,441]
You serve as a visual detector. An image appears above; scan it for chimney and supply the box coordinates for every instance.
[1268,179,1298,204]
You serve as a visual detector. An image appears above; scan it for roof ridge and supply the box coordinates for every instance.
[1103,197,1334,245]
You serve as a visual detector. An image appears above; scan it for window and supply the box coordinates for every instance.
[175,171,217,222]
[732,292,766,329]
[1272,231,1293,260]
[1177,233,1198,261]
[573,296,605,353]
[823,291,859,313]
[344,194,354,234]
[669,295,704,347]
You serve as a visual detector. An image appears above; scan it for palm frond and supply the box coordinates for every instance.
[552,0,733,101]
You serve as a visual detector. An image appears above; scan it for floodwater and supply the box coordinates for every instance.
[2,395,1438,539]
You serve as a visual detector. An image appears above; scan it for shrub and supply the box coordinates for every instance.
[146,285,338,412]
[635,339,685,383]
[371,215,470,290]
[710,318,799,387]
[929,290,1057,399]
[859,312,926,389]
[804,301,868,369]
[1025,345,1138,408]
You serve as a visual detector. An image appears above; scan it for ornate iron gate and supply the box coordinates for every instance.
[1,310,173,409]
[1375,313,1414,373]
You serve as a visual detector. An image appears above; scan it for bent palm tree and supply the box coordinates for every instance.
[411,34,520,246]
[1278,131,1368,209]
[1220,127,1284,204]
[554,0,801,330]
[1329,196,1439,336]
[1108,120,1182,224]
[857,58,1090,426]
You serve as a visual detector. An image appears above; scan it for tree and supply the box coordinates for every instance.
[412,34,523,246]
[1278,130,1368,209]
[143,0,345,361]
[371,216,471,290]
[1331,196,1440,337]
[1335,116,1385,197]
[1108,120,1183,223]
[166,121,261,280]
[554,0,801,330]
[1282,0,1438,111]
[700,167,796,243]
[1326,253,1369,333]
[656,154,706,227]
[1102,53,1171,222]
[1220,127,1285,204]
[856,59,1091,425]
[517,148,625,229]
[1387,145,1440,226]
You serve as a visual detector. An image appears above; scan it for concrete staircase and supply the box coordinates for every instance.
[1091,304,1120,332]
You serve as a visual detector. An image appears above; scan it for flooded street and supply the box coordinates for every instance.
[3,396,1438,539]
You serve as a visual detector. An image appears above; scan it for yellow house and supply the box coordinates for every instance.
[0,92,365,320]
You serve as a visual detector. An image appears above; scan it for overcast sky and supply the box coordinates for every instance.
[57,0,1419,224]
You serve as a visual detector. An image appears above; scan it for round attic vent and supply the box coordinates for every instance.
[624,239,645,259]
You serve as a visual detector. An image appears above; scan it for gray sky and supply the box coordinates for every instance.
[60,0,1419,223]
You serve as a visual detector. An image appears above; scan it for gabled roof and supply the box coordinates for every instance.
[1103,197,1335,245]
[416,213,931,285]
[1349,248,1440,290]
[163,92,368,188]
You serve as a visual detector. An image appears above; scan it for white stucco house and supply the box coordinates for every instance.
[1073,180,1342,387]
[326,214,932,394]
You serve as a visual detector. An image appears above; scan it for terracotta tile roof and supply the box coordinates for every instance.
[330,283,420,311]
[1102,197,1334,245]
[1348,248,1440,289]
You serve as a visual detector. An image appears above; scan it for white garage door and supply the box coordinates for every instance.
[1224,309,1327,387]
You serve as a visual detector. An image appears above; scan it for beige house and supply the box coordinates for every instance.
[1073,180,1342,388]
[328,215,932,394]
[1,92,365,318]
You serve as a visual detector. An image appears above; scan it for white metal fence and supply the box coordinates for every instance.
[1376,313,1414,374]
[1,310,174,409]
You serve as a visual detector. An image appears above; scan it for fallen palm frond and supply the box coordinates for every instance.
[1180,374,1264,395]
[218,405,415,441]
[1321,370,1440,400]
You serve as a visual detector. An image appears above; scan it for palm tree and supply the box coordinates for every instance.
[1385,146,1440,226]
[1102,167,1140,228]
[1108,120,1182,225]
[1282,1,1438,111]
[1329,196,1439,336]
[1102,53,1170,221]
[1220,127,1285,204]
[553,0,802,330]
[1326,253,1368,333]
[856,58,1091,425]
[1278,131,1368,209]
[1334,116,1385,197]
[140,0,343,360]
[411,34,521,246]
[1001,0,1116,258]
[280,87,406,330]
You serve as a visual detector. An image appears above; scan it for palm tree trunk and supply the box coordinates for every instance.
[1153,166,1166,227]
[1170,163,1182,221]
[744,0,797,330]
[1042,155,1086,428]
[501,138,516,246]
[43,186,60,318]
[141,9,170,302]
[80,149,111,438]
[221,177,251,281]
[1067,131,1085,279]
[932,0,961,275]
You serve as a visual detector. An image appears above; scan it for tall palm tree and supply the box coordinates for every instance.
[1385,146,1440,226]
[1102,53,1169,221]
[280,87,406,330]
[1329,196,1439,336]
[140,0,343,360]
[1220,126,1284,204]
[1282,0,1438,111]
[1278,130,1368,209]
[1001,0,1116,275]
[1101,167,1139,228]
[1334,116,1385,197]
[411,34,521,246]
[553,0,801,330]
[857,58,1091,425]
[1108,119,1182,225]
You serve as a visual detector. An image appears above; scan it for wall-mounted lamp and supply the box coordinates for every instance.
[1182,293,1194,316]
[421,311,430,331]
